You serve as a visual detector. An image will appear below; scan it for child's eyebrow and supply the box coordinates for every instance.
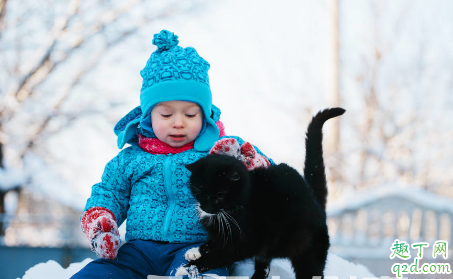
[186,105,201,110]
[154,103,200,110]
[154,104,172,110]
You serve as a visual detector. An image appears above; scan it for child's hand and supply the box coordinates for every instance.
[210,139,270,171]
[81,207,121,260]
[239,142,270,170]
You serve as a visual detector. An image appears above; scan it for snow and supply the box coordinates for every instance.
[19,253,375,279]
[230,253,375,279]
[19,258,93,279]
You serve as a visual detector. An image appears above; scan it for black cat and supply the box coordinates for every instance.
[184,108,345,279]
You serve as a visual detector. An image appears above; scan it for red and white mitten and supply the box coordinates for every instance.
[81,207,121,260]
[209,138,241,158]
[240,142,270,170]
[210,138,270,171]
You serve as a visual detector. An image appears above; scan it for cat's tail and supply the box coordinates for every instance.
[303,107,345,210]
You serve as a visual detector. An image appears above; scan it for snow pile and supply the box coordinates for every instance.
[19,253,374,279]
[19,258,93,279]
[230,253,375,279]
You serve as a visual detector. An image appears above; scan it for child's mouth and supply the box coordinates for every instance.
[170,135,186,142]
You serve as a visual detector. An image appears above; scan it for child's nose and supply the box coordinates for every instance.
[172,114,185,128]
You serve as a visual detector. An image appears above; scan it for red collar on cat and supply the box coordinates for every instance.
[138,134,194,154]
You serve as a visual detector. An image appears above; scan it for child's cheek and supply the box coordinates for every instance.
[152,122,167,140]
[194,119,203,136]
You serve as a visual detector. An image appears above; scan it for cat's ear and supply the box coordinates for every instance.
[186,160,202,173]
[229,171,241,182]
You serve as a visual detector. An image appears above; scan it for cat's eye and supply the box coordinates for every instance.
[217,192,226,200]
[229,171,240,181]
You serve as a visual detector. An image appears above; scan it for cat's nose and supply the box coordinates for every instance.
[204,204,216,214]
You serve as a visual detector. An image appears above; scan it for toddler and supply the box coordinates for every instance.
[71,30,273,279]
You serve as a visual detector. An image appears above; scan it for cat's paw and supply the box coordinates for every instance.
[174,265,189,276]
[185,247,202,261]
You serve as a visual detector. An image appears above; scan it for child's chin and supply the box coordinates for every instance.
[167,141,187,147]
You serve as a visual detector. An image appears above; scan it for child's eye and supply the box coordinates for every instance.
[186,114,197,118]
[161,114,172,118]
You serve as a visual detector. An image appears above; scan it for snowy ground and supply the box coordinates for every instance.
[19,253,375,279]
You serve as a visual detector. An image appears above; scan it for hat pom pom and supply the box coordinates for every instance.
[152,30,179,51]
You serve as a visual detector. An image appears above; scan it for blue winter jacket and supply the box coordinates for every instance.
[84,105,274,243]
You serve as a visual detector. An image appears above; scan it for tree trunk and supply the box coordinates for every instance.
[327,0,343,185]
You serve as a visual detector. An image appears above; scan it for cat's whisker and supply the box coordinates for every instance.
[221,214,228,246]
[221,213,228,245]
[216,212,226,246]
[216,214,222,238]
[196,204,217,227]
[206,214,214,227]
[223,210,243,236]
[220,212,227,243]
[224,215,230,245]
[195,206,202,219]
[221,210,233,244]
[218,213,224,244]
[220,212,231,247]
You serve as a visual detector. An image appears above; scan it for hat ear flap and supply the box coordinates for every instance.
[194,118,220,151]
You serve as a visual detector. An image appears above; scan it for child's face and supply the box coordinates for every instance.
[151,101,203,147]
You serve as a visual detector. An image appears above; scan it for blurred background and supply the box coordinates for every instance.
[0,0,452,278]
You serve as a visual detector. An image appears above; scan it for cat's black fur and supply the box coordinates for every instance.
[185,108,345,279]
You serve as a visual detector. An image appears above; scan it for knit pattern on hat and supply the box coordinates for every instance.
[140,30,210,92]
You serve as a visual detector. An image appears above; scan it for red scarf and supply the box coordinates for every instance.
[138,134,194,154]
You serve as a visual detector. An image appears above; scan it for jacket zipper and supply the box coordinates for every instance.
[163,155,175,241]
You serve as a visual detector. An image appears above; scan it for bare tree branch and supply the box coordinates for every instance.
[14,0,83,97]
[1,0,146,121]
[17,6,176,158]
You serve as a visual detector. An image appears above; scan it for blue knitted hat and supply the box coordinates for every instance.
[116,30,219,151]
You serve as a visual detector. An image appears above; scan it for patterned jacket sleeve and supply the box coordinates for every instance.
[221,135,276,165]
[83,148,133,227]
